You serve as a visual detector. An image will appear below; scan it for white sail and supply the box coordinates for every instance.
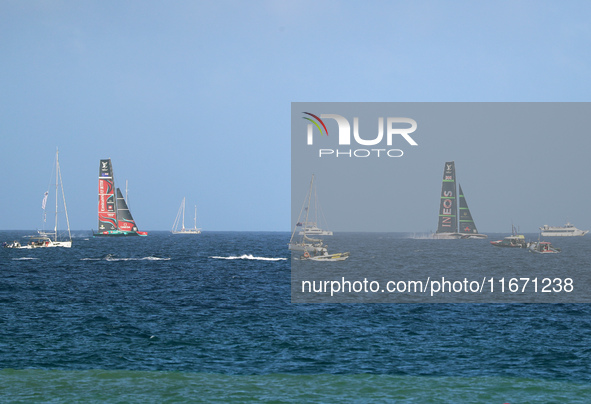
[296,178,333,236]
[289,175,348,260]
[172,197,202,234]
[5,149,72,249]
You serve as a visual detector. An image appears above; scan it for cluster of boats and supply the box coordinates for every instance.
[430,161,586,254]
[489,221,590,254]
[4,156,587,256]
[489,228,563,254]
[289,161,587,261]
[4,151,203,250]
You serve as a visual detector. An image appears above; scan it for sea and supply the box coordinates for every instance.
[1,230,590,403]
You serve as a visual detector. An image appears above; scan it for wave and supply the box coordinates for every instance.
[407,233,435,239]
[210,254,287,261]
[105,256,171,261]
[80,255,171,262]
[12,257,39,261]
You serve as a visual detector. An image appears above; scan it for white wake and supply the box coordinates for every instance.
[80,255,171,261]
[210,254,287,261]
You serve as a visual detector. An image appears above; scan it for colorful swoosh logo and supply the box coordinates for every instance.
[303,112,328,136]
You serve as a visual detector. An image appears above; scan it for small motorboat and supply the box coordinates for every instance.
[300,250,350,262]
[529,241,561,254]
[490,234,529,248]
[3,234,71,249]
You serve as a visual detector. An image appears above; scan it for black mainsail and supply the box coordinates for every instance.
[434,161,486,239]
[436,161,457,234]
[116,188,139,232]
[458,184,478,235]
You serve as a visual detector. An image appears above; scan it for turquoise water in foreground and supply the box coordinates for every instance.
[2,370,591,403]
[1,231,590,402]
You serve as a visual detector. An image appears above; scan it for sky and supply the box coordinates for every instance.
[1,0,591,232]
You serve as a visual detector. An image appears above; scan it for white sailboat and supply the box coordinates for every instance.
[289,175,349,261]
[172,197,202,234]
[4,149,72,249]
[297,179,333,236]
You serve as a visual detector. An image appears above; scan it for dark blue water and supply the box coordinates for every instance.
[1,231,590,402]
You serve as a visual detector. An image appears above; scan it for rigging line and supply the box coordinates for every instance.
[290,175,315,243]
[58,155,71,241]
[314,179,330,230]
[42,152,57,229]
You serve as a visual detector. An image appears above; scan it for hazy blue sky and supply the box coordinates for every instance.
[2,1,591,231]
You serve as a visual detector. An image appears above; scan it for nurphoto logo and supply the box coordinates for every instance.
[303,112,418,158]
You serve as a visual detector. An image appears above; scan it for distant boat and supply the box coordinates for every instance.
[433,161,487,239]
[490,225,529,248]
[289,175,349,261]
[297,174,333,236]
[529,241,561,254]
[4,149,72,249]
[172,197,201,234]
[302,251,350,261]
[93,159,147,237]
[539,222,588,237]
[298,223,333,236]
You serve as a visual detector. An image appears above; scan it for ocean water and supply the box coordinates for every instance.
[292,232,591,303]
[1,231,590,402]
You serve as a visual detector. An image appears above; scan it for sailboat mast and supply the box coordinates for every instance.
[313,182,319,226]
[304,175,314,226]
[289,174,316,244]
[57,152,72,241]
[194,205,197,230]
[112,161,118,225]
[54,148,59,237]
[182,197,186,230]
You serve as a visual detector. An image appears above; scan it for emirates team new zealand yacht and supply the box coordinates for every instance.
[4,149,72,249]
[539,222,588,237]
[433,161,487,239]
[93,159,147,237]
